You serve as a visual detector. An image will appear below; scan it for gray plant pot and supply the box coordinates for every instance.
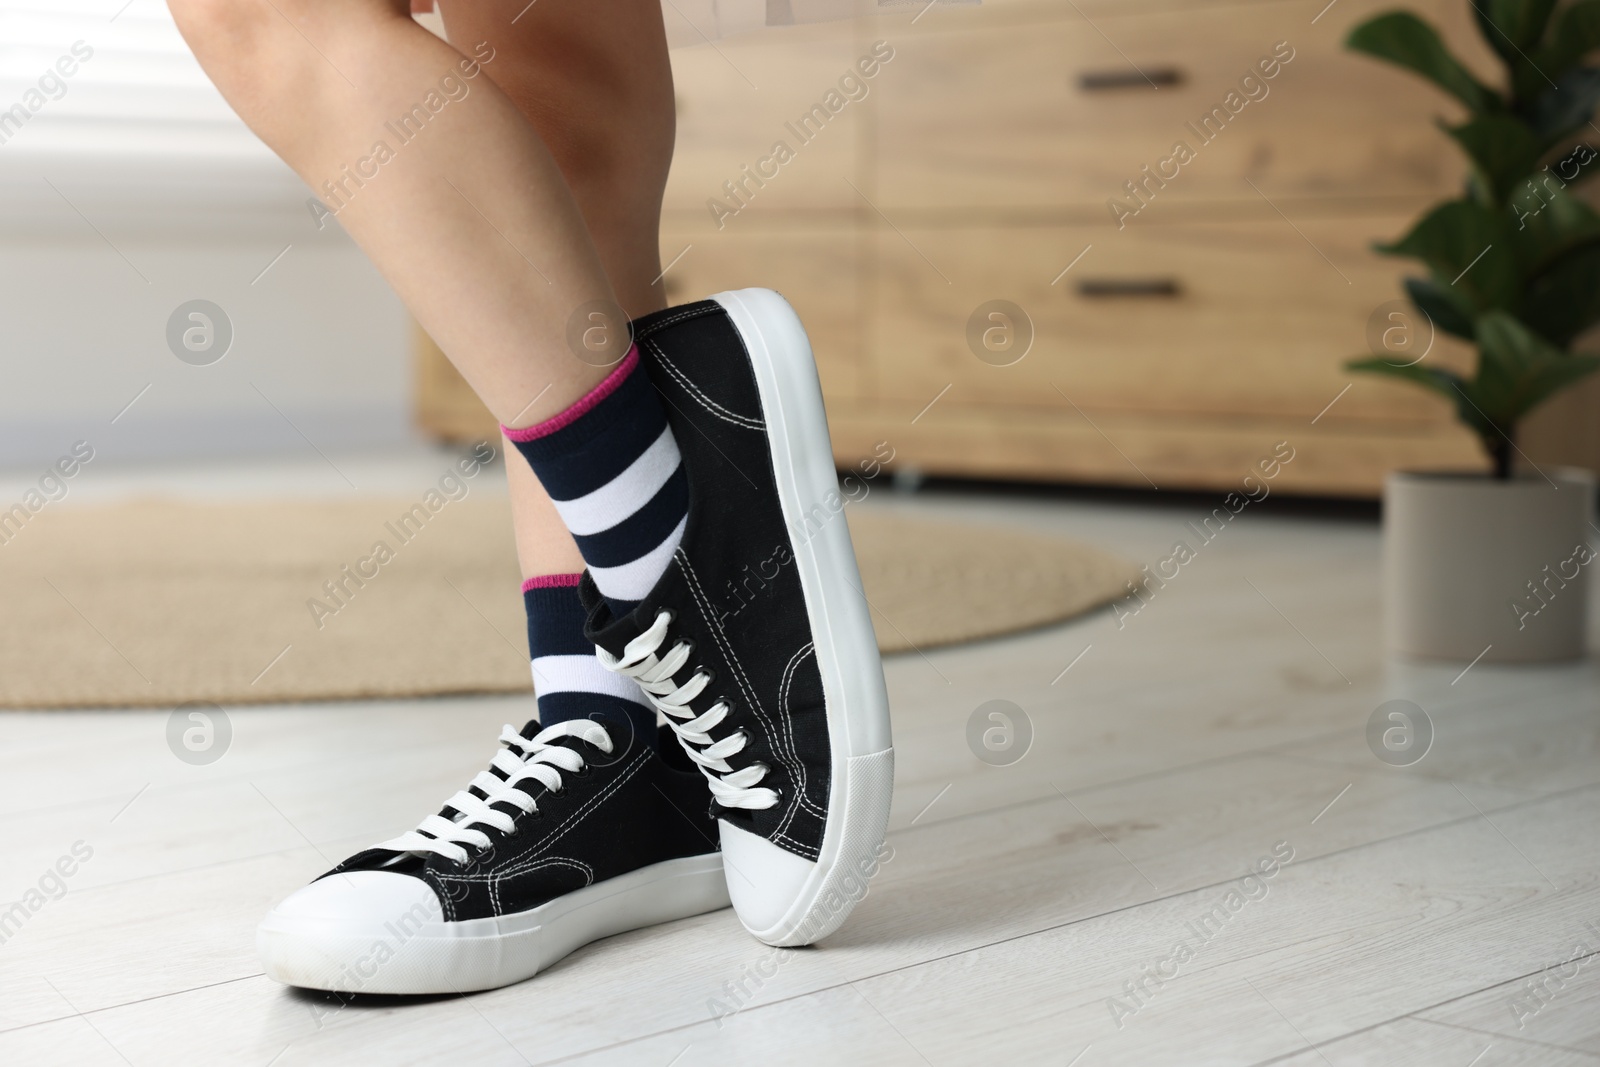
[1383,468,1596,663]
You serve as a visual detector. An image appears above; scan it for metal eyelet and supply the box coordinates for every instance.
[696,666,718,686]
[658,608,677,627]
[572,762,593,779]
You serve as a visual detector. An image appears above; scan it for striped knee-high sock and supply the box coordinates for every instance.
[504,345,687,617]
[524,574,657,747]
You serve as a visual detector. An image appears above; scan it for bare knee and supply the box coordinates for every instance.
[171,0,409,66]
[171,0,415,158]
[168,0,275,59]
[168,0,319,152]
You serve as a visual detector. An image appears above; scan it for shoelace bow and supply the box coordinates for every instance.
[378,719,611,865]
[596,610,779,811]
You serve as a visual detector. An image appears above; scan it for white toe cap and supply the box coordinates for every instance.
[719,820,816,939]
[266,871,443,934]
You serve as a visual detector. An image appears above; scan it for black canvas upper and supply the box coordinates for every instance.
[317,710,719,923]
[580,301,833,863]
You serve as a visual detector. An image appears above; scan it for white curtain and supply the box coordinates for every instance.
[0,0,271,161]
[0,0,300,229]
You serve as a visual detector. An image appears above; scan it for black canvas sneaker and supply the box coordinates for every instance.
[583,288,894,948]
[257,713,727,994]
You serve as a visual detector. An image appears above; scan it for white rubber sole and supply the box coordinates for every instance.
[711,288,895,947]
[257,853,729,994]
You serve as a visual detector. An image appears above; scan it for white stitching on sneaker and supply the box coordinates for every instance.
[774,641,828,833]
[473,751,649,914]
[431,748,649,917]
[643,337,765,430]
[437,857,595,919]
[632,305,718,338]
[679,556,823,823]
[676,553,809,824]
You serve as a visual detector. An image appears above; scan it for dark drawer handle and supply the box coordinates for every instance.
[1078,67,1184,91]
[1077,278,1182,298]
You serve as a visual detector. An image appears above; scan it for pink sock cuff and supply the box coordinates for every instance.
[522,573,584,593]
[501,346,640,443]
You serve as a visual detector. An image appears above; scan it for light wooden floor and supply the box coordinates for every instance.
[3,475,1598,1066]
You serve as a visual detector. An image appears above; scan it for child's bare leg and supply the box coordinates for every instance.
[504,449,585,577]
[438,0,675,317]
[169,0,620,428]
[437,0,677,580]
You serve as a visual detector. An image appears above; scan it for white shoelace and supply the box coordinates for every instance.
[596,610,779,811]
[377,719,611,865]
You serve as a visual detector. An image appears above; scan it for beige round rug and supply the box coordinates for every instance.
[0,498,1136,709]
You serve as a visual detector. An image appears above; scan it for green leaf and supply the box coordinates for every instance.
[1347,12,1504,114]
[1354,313,1600,443]
[1346,357,1468,404]
[1346,357,1499,442]
[1522,242,1600,345]
[1404,276,1478,338]
[1530,66,1600,141]
[1472,0,1558,99]
[1510,180,1600,274]
[1473,310,1600,426]
[1473,310,1556,411]
[1443,116,1545,204]
[1376,201,1520,311]
[1516,352,1600,413]
[1471,0,1558,56]
[1533,0,1600,79]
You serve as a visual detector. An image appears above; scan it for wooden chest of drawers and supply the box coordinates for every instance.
[655,0,1514,495]
[419,0,1598,495]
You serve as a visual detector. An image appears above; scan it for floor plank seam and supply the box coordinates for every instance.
[17,836,386,903]
[0,972,264,1038]
[0,733,507,822]
[892,730,1360,835]
[1408,948,1600,1023]
[1409,1016,1600,1060]
[1243,977,1600,1066]
[894,667,1600,835]
[893,743,1573,843]
[1270,749,1553,798]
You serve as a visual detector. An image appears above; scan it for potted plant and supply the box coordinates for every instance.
[1346,0,1600,662]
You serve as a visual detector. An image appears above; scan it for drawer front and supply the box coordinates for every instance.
[871,0,1496,211]
[666,24,870,217]
[867,216,1474,425]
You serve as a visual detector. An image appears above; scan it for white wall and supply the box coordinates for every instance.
[0,226,412,470]
[0,0,414,471]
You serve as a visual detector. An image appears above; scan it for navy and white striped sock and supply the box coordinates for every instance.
[504,345,687,617]
[524,574,658,747]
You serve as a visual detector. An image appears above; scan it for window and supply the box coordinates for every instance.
[0,1,302,219]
